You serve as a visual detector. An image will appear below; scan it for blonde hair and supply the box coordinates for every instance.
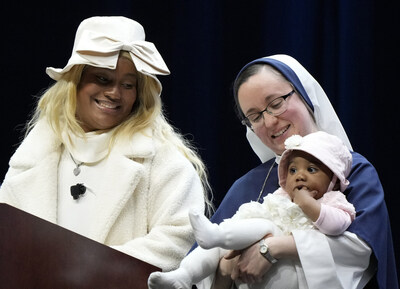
[26,52,214,216]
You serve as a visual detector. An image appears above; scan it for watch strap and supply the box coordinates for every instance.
[259,239,278,264]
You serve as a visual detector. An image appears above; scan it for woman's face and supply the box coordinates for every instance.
[238,68,317,155]
[76,56,138,132]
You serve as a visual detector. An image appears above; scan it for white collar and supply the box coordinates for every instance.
[63,130,113,164]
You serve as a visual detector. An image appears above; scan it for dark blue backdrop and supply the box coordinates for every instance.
[1,0,398,280]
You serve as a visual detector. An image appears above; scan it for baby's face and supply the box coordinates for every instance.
[285,151,333,199]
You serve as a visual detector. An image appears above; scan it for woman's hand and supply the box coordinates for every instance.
[226,242,273,284]
[223,235,299,285]
[211,254,239,289]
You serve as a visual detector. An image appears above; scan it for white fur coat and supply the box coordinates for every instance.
[0,119,205,271]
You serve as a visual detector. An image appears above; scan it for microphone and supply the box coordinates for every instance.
[70,183,86,200]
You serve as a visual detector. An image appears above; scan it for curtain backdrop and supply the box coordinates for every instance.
[1,0,398,278]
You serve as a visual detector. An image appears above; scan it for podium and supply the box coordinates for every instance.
[0,203,160,288]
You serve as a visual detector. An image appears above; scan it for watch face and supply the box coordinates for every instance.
[260,245,268,254]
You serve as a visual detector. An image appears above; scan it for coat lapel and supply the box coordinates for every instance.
[89,129,155,242]
[87,153,147,242]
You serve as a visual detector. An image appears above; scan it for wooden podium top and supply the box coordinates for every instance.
[0,203,160,289]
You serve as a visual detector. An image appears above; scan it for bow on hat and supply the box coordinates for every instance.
[75,30,170,76]
[46,29,170,84]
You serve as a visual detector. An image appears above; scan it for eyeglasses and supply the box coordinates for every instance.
[241,90,295,129]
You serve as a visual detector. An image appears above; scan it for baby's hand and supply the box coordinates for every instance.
[292,186,318,205]
[297,186,317,197]
[292,186,322,222]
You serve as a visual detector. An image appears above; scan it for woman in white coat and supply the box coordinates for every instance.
[0,16,213,272]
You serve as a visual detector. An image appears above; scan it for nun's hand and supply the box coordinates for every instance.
[230,240,273,284]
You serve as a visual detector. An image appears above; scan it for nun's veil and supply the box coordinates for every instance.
[241,54,352,163]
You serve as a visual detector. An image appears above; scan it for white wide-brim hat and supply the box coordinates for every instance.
[278,131,352,192]
[46,16,170,94]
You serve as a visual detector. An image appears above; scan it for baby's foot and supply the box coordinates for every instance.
[148,269,191,289]
[189,210,222,249]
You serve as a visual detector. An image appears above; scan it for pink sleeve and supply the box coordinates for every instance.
[319,190,356,220]
[314,204,352,235]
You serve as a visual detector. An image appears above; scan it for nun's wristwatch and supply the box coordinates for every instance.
[259,238,278,264]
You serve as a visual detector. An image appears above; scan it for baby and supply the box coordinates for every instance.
[148,131,356,289]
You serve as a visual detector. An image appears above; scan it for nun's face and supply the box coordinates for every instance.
[76,56,138,132]
[238,69,317,155]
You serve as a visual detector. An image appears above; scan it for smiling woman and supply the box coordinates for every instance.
[0,16,213,272]
[205,55,397,289]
